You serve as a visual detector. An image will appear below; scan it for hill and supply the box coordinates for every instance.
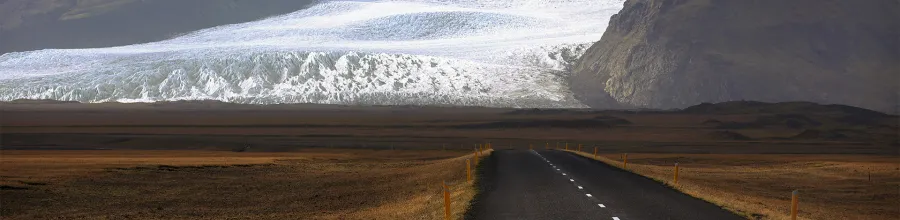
[0,0,314,54]
[571,0,899,113]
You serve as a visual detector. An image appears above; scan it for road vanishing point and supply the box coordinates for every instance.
[466,150,743,220]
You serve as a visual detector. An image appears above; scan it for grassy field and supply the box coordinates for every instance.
[3,101,896,155]
[564,150,899,220]
[1,101,896,219]
[1,149,487,219]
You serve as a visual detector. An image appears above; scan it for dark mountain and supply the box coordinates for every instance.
[681,101,889,117]
[0,0,315,54]
[571,0,899,114]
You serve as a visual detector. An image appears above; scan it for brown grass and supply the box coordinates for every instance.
[0,149,488,219]
[2,102,895,219]
[0,150,308,187]
[327,149,491,220]
[563,150,899,220]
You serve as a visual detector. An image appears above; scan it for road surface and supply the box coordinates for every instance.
[466,150,743,220]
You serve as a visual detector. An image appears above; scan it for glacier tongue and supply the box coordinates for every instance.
[0,0,626,108]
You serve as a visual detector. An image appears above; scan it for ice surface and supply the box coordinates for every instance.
[0,0,625,107]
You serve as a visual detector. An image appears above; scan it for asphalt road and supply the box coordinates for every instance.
[466,150,744,220]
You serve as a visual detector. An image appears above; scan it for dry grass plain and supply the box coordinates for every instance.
[1,149,486,219]
[565,150,899,220]
[1,101,896,219]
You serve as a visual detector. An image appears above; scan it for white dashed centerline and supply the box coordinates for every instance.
[535,150,619,218]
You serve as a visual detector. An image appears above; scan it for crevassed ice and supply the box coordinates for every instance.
[0,0,625,107]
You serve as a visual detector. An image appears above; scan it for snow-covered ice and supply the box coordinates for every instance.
[0,0,625,107]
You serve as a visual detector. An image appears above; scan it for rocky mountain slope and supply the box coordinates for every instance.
[0,0,315,54]
[571,0,899,113]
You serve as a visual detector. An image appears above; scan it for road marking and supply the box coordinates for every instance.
[612,217,620,220]
[539,151,612,214]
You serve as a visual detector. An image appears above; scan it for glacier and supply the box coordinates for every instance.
[0,0,625,108]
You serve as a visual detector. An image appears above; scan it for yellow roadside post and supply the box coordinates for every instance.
[593,147,598,159]
[578,144,582,152]
[443,181,451,220]
[791,190,799,220]
[565,143,569,150]
[529,144,533,150]
[623,153,628,169]
[673,162,679,185]
[545,142,549,149]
